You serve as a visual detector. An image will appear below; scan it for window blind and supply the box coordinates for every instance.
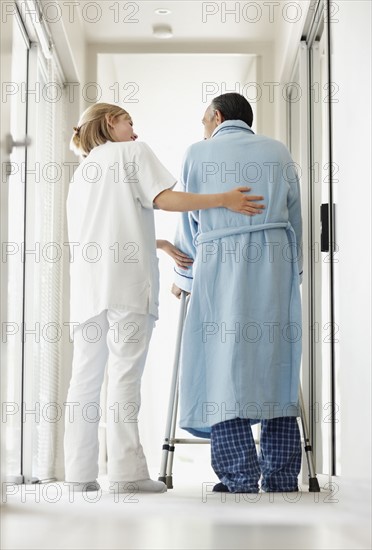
[29,52,67,481]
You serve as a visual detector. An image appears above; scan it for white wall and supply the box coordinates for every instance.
[331,0,372,481]
[274,1,311,142]
[40,0,86,85]
[274,0,311,83]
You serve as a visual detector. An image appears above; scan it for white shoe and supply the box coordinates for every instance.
[65,481,101,492]
[110,479,167,493]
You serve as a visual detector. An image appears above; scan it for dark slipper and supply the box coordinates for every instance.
[213,482,230,492]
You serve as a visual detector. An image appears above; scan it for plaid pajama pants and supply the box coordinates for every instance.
[211,417,302,493]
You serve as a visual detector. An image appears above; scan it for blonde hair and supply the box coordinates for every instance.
[70,103,131,158]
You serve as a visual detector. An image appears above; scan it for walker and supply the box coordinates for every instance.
[159,291,320,492]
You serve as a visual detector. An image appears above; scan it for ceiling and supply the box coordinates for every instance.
[62,0,307,164]
[76,0,285,44]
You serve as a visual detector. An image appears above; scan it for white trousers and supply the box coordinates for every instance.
[64,309,155,483]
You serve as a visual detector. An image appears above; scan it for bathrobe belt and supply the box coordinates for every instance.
[193,221,292,246]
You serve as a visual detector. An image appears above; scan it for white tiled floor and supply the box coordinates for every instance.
[1,465,371,550]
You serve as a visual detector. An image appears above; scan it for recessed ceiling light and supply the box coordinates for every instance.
[155,9,171,15]
[152,24,173,39]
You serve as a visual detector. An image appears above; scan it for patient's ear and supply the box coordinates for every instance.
[215,110,225,124]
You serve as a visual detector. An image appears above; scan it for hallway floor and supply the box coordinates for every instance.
[1,467,371,550]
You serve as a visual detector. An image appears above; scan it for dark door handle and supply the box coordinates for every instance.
[320,204,329,252]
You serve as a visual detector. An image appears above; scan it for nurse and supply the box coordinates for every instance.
[64,102,264,493]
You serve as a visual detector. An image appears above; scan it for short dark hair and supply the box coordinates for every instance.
[211,93,253,127]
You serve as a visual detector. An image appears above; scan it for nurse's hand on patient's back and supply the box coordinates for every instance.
[156,240,194,269]
[225,187,265,215]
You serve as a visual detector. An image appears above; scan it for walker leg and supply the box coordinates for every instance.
[158,444,170,484]
[299,386,320,492]
[158,292,188,486]
[165,374,181,488]
[165,445,175,489]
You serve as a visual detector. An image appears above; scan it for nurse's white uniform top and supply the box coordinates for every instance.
[66,141,176,326]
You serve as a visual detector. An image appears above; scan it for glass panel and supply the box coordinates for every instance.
[3,15,29,479]
[310,30,337,476]
[288,65,301,165]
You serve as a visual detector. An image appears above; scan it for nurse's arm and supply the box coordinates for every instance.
[153,187,265,215]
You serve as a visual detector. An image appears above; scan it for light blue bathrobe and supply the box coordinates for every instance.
[174,120,303,438]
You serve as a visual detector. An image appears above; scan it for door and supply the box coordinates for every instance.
[1,6,31,483]
[287,0,337,482]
